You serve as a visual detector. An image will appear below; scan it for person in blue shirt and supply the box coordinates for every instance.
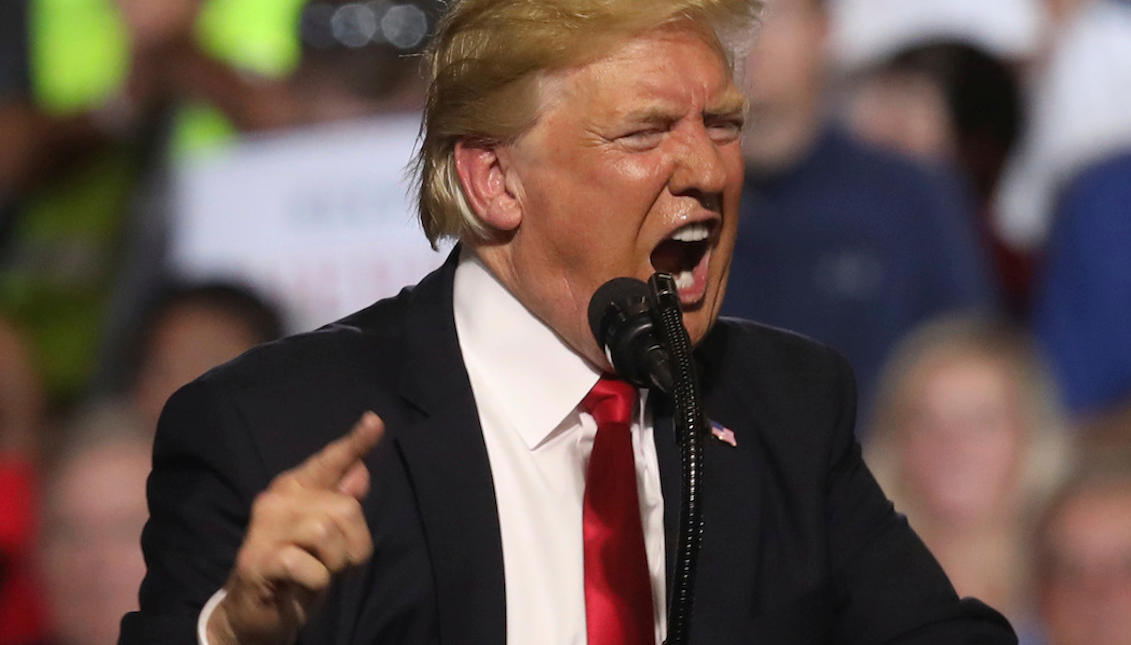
[1032,150,1131,426]
[722,0,999,419]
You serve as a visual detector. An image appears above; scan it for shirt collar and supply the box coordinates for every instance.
[453,248,601,450]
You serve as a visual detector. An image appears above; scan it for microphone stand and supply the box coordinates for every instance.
[646,274,707,645]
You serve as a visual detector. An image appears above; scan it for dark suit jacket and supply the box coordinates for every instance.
[119,252,1016,644]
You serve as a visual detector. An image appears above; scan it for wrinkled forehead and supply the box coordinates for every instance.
[532,21,740,111]
[582,19,740,77]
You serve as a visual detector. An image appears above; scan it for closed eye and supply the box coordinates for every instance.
[618,128,668,151]
[706,116,743,143]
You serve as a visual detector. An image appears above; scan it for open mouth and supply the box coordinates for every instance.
[649,222,715,303]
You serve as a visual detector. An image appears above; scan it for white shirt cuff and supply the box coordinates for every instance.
[197,588,228,645]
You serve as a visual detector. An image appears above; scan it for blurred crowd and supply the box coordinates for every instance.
[1,0,1130,644]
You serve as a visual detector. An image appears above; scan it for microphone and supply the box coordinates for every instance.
[587,277,674,393]
[590,275,704,645]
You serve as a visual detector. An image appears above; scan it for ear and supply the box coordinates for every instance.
[454,141,523,232]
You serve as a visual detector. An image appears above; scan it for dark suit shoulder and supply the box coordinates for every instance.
[165,283,435,481]
[694,317,1017,644]
[705,315,851,371]
[698,316,857,442]
[198,287,414,394]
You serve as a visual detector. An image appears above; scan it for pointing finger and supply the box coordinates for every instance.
[336,461,370,500]
[292,411,384,490]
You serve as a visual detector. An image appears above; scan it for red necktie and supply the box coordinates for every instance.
[582,376,655,645]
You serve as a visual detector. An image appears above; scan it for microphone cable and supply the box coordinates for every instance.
[647,273,705,645]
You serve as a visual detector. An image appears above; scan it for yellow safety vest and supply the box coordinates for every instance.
[1,0,303,400]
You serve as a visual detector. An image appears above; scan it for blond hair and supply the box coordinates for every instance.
[866,314,1070,515]
[412,0,763,246]
[864,314,1072,618]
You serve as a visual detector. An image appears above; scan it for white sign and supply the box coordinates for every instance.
[170,114,450,333]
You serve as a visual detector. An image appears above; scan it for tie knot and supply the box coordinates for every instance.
[583,375,638,428]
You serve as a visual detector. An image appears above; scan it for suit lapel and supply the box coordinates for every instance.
[389,251,507,645]
[652,335,767,643]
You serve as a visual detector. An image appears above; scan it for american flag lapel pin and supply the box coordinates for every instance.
[710,420,737,447]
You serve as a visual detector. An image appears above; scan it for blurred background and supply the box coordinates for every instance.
[1,0,1130,643]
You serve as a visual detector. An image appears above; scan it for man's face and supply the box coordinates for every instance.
[898,353,1026,523]
[39,440,152,645]
[476,23,746,368]
[1040,485,1131,645]
[741,0,828,169]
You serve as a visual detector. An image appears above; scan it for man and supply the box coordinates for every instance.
[1035,450,1131,645]
[721,0,998,419]
[1032,151,1131,427]
[120,0,1016,643]
[0,314,48,644]
[122,282,283,430]
[38,403,153,645]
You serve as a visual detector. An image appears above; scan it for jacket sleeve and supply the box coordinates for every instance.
[118,379,269,645]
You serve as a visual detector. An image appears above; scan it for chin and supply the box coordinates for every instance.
[681,309,715,347]
[688,286,727,344]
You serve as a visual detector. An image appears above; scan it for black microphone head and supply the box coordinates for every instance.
[588,277,650,350]
[588,277,673,392]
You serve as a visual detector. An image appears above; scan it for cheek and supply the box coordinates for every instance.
[612,153,672,187]
[542,163,665,254]
[720,146,746,210]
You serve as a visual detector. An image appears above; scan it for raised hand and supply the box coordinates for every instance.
[206,412,385,645]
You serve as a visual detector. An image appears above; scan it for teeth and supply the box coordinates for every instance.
[674,270,695,290]
[671,223,710,243]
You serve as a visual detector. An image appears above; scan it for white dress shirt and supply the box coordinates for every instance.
[454,250,667,645]
[198,250,667,644]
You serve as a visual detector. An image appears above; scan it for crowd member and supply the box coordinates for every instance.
[2,278,278,640]
[841,42,1021,208]
[120,0,1017,643]
[721,0,999,419]
[865,315,1070,643]
[0,316,48,645]
[1031,150,1131,428]
[994,0,1131,254]
[35,403,152,645]
[0,0,439,202]
[118,282,283,429]
[0,0,305,406]
[1034,448,1131,645]
[838,41,1030,312]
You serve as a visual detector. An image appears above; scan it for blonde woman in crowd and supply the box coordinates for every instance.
[865,315,1071,644]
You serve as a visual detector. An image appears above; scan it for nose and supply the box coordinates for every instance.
[668,123,730,205]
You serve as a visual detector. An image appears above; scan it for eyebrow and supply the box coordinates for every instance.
[621,93,748,125]
[704,93,749,120]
